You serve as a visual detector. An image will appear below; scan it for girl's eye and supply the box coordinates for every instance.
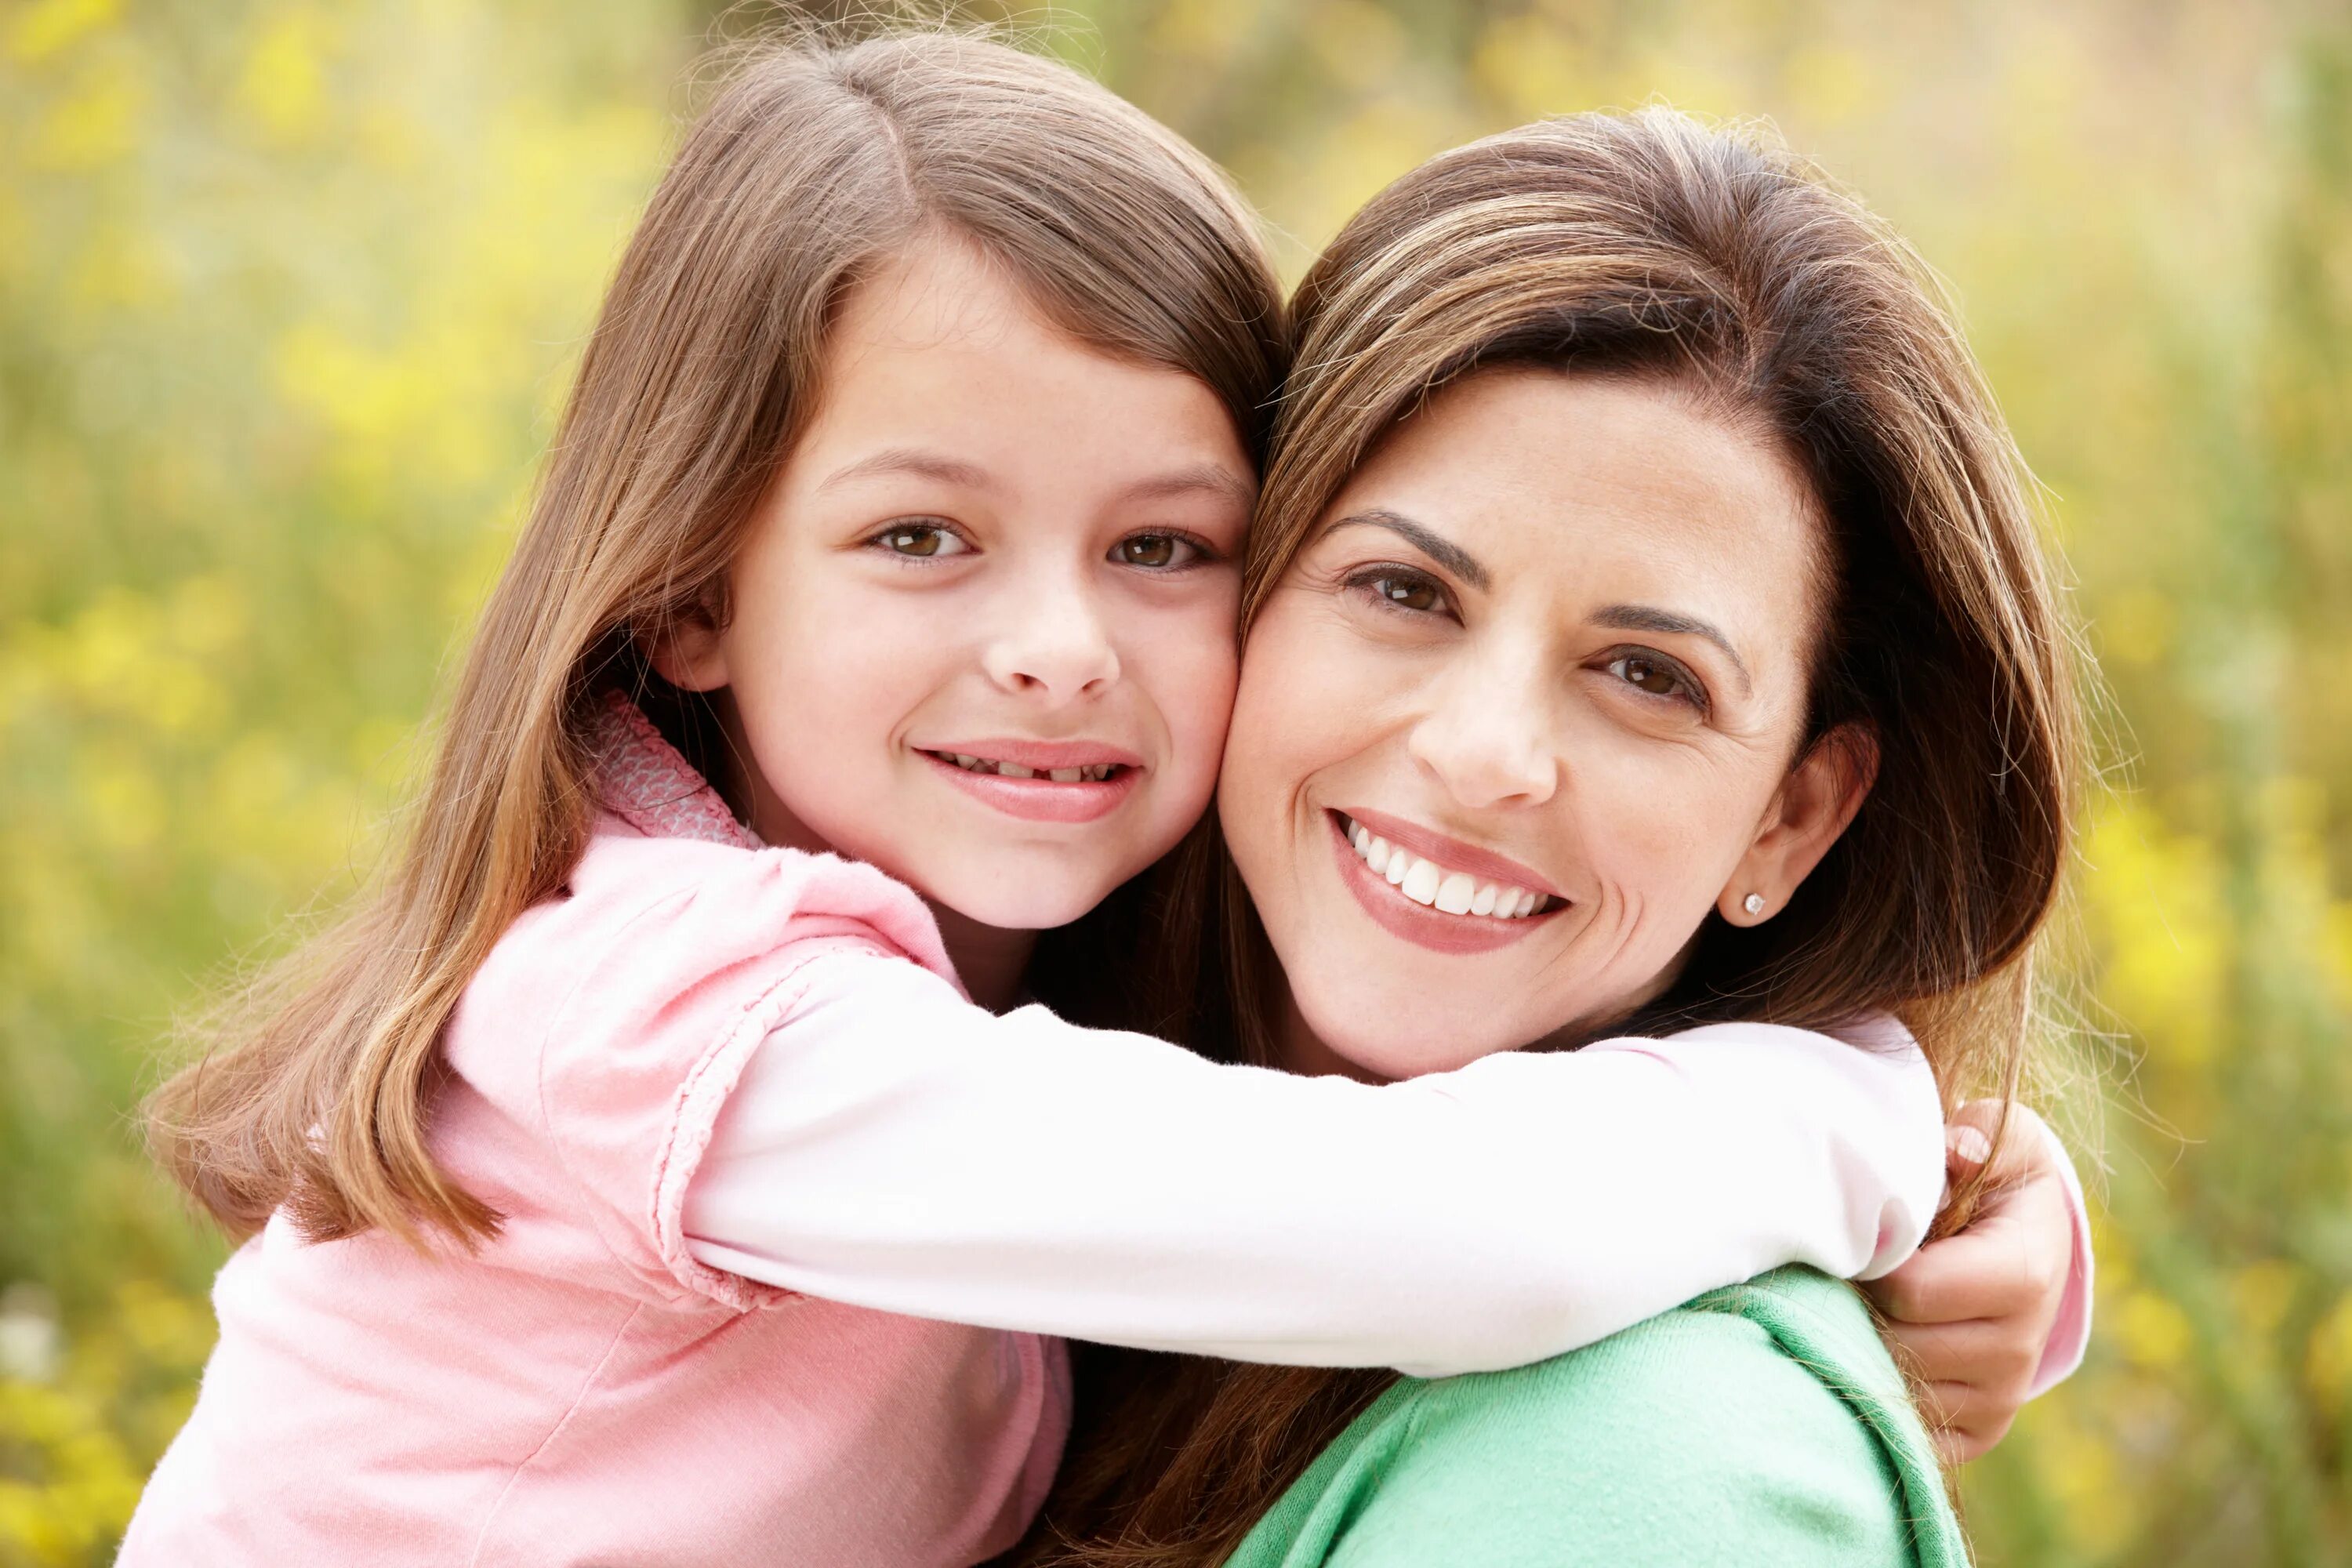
[1349,568,1453,618]
[1112,532,1205,570]
[869,521,968,559]
[1606,651,1704,710]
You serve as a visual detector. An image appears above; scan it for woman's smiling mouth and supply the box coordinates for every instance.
[1327,808,1564,954]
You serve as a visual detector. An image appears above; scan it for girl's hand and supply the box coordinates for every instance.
[1863,1099,2080,1463]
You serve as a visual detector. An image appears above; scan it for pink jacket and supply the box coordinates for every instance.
[122,694,1066,1567]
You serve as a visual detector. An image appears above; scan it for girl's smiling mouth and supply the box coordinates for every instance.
[1327,808,1565,954]
[919,740,1144,823]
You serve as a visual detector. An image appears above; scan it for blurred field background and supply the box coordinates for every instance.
[3,0,2350,1562]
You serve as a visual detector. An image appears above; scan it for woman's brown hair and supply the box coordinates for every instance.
[147,25,1287,1247]
[1018,106,2085,1568]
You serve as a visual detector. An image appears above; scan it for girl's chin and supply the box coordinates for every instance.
[931,890,1116,935]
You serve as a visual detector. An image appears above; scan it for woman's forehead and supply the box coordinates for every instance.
[1318,369,1826,622]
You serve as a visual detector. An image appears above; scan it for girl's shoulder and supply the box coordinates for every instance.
[547,821,951,1000]
[555,689,957,982]
[434,696,964,1307]
[1234,1269,1967,1568]
[465,691,962,1125]
[493,690,958,1003]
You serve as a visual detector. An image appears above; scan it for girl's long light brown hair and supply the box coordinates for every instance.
[148,26,1287,1248]
[1017,106,2086,1568]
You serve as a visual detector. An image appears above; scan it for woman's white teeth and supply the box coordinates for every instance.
[943,753,1115,782]
[1341,816,1550,920]
[1435,872,1477,915]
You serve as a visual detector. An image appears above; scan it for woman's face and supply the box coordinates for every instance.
[1219,368,1871,1080]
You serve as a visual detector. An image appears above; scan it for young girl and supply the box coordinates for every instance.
[125,30,2084,1568]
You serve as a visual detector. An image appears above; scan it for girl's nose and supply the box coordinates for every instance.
[980,581,1122,702]
[1406,656,1561,810]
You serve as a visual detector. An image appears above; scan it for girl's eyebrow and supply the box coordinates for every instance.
[1119,462,1255,507]
[1327,509,1490,589]
[815,452,1250,508]
[818,448,995,493]
[1591,604,1752,695]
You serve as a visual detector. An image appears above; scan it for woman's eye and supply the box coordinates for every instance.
[1352,569,1451,617]
[869,521,967,559]
[1606,652,1700,706]
[1112,532,1203,570]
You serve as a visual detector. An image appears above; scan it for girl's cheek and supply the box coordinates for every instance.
[1143,604,1243,736]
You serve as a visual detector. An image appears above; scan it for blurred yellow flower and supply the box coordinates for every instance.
[5,0,117,66]
[27,59,141,169]
[2114,1289,2194,1371]
[2307,1293,2352,1410]
[235,11,331,143]
[2230,1258,2299,1345]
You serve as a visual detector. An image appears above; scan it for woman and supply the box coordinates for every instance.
[1021,107,2083,1565]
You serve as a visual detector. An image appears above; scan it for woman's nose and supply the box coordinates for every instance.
[979,575,1122,702]
[1406,659,1561,810]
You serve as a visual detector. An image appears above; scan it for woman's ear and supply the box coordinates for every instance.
[1719,723,1878,924]
[640,608,731,694]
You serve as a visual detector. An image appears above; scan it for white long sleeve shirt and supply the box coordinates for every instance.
[684,948,1949,1378]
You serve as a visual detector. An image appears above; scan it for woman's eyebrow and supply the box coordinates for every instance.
[1592,604,1753,695]
[1328,509,1490,590]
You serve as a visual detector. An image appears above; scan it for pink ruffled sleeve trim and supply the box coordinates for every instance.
[2027,1107,2095,1396]
[646,953,854,1312]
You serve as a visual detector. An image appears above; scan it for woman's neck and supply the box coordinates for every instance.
[1268,975,1388,1083]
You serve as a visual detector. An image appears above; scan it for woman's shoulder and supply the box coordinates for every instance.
[1394,1269,1940,1523]
[1236,1269,1966,1568]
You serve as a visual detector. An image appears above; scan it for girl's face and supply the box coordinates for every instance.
[1219,368,1872,1080]
[660,238,1252,938]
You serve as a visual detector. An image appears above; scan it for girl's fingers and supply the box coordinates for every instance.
[1865,1218,2031,1325]
[1936,1098,2056,1221]
[1915,1379,2016,1466]
[1913,1377,1965,1430]
[1943,1098,2004,1185]
[1864,1174,2070,1325]
[1881,1316,2040,1390]
[1952,1098,2060,1185]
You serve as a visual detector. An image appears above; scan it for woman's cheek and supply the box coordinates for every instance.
[1577,743,1746,968]
[1236,601,1381,750]
[1220,621,1319,880]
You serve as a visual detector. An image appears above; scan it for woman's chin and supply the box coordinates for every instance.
[1287,984,1530,1082]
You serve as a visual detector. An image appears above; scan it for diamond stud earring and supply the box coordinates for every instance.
[1742,893,1766,916]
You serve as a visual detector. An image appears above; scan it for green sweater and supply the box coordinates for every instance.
[1225,1268,1969,1566]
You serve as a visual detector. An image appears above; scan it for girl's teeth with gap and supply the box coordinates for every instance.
[1343,817,1552,920]
[944,753,1115,783]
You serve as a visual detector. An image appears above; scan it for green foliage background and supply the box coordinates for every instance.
[3,0,2349,1562]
